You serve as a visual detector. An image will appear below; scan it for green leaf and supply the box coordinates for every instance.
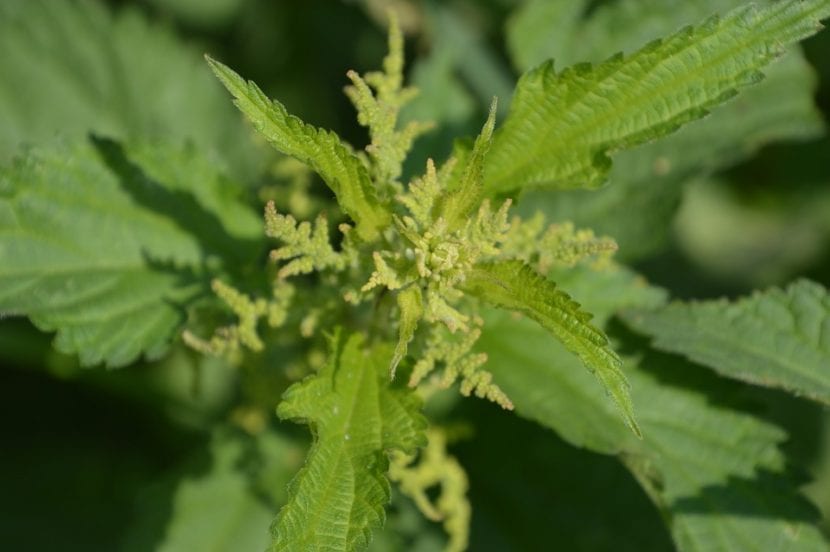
[205,56,391,242]
[485,0,830,195]
[437,99,497,232]
[0,138,262,367]
[517,50,823,260]
[391,286,423,379]
[462,260,640,436]
[623,279,830,405]
[479,311,828,551]
[0,0,257,173]
[273,331,427,551]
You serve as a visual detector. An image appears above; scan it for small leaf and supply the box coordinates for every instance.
[206,56,391,241]
[462,260,640,436]
[437,98,497,232]
[485,0,830,195]
[624,279,830,405]
[273,331,427,551]
[391,286,424,379]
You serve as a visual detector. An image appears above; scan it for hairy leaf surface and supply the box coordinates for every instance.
[206,57,390,241]
[0,138,262,367]
[462,260,639,435]
[508,0,824,259]
[486,0,830,195]
[273,332,426,551]
[479,310,828,551]
[624,279,830,405]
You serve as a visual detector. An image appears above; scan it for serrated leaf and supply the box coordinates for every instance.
[273,331,427,551]
[0,0,256,172]
[462,260,640,436]
[478,310,828,551]
[205,56,391,242]
[391,286,423,379]
[0,138,262,367]
[437,99,497,232]
[623,279,830,405]
[485,0,830,195]
[511,0,824,260]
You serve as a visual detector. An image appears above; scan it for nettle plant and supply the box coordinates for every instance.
[3,0,830,550]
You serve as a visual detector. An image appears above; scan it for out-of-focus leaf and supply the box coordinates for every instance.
[624,279,830,405]
[673,178,830,285]
[479,310,828,550]
[0,138,262,367]
[0,0,259,173]
[123,428,305,552]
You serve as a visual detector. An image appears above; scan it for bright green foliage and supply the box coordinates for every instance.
[485,0,830,195]
[206,56,390,242]
[391,285,424,378]
[624,280,830,405]
[479,309,828,551]
[437,99,497,232]
[508,0,825,260]
[0,138,261,367]
[390,429,471,552]
[4,1,830,550]
[462,261,639,436]
[272,331,427,551]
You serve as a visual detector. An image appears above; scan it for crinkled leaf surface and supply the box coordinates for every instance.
[273,332,426,551]
[509,0,825,260]
[206,57,391,242]
[463,260,639,436]
[624,279,830,405]
[0,0,256,172]
[0,138,262,367]
[479,312,827,550]
[486,0,830,195]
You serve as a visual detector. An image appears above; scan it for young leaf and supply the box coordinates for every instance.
[0,138,262,367]
[206,56,391,242]
[391,285,424,379]
[478,310,828,551]
[273,331,427,551]
[436,98,497,232]
[485,0,830,195]
[623,279,830,405]
[461,260,640,436]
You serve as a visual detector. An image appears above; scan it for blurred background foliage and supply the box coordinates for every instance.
[0,0,828,550]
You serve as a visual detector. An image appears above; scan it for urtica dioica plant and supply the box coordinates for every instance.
[3,0,830,550]
[184,3,829,549]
